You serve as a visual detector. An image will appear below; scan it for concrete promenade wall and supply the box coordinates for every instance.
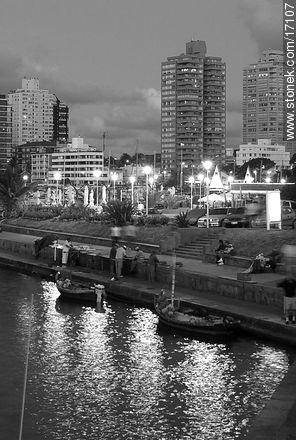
[2,223,218,254]
[0,234,284,311]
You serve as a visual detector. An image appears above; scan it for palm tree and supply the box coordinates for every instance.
[103,200,136,226]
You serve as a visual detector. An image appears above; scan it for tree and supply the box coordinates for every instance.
[117,153,133,168]
[236,158,276,180]
[0,157,37,216]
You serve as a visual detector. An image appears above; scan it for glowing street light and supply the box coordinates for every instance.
[54,171,62,204]
[143,165,152,215]
[129,175,136,204]
[93,169,102,206]
[188,176,195,210]
[265,176,271,183]
[203,160,213,228]
[111,173,118,199]
[228,175,234,189]
[23,174,29,187]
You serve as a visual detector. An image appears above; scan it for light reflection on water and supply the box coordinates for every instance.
[1,273,295,440]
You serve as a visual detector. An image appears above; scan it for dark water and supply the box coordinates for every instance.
[0,268,295,440]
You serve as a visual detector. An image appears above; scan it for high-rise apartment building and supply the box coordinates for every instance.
[243,50,284,145]
[8,78,69,148]
[161,40,226,172]
[0,94,12,172]
[53,98,69,143]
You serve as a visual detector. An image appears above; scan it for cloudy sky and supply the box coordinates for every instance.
[0,0,282,156]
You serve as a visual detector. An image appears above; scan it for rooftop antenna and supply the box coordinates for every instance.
[136,139,139,180]
[102,132,106,153]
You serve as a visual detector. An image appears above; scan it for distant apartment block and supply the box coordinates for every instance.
[161,40,226,172]
[0,94,12,172]
[47,137,107,186]
[243,50,284,145]
[8,77,69,148]
[236,139,290,168]
[16,140,57,176]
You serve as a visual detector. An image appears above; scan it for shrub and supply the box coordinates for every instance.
[103,200,136,226]
[144,215,169,226]
[175,211,190,228]
[23,205,62,220]
[135,215,146,226]
[59,205,103,221]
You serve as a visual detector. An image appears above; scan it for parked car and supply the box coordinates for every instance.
[197,207,229,228]
[154,203,165,210]
[186,207,206,226]
[252,206,296,229]
[148,207,162,215]
[281,200,296,212]
[222,207,253,228]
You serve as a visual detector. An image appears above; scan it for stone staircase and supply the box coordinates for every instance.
[165,230,219,261]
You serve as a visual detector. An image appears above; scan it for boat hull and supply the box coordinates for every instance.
[155,305,238,339]
[57,285,98,304]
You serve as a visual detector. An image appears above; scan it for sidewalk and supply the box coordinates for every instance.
[0,230,285,287]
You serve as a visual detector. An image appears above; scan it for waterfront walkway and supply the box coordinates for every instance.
[1,229,296,439]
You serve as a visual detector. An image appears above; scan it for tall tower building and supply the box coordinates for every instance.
[53,98,69,143]
[161,40,226,172]
[0,94,12,173]
[8,78,69,147]
[242,50,284,144]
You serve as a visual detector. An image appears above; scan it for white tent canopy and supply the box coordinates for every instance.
[198,193,225,203]
[244,166,254,184]
[209,165,224,190]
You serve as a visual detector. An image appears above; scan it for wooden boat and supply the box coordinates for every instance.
[154,253,239,339]
[56,277,105,305]
[155,298,239,339]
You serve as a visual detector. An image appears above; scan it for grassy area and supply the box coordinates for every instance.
[5,218,172,245]
[6,218,296,257]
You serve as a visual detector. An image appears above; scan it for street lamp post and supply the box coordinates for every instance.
[143,166,152,215]
[197,173,204,207]
[188,176,195,210]
[203,161,213,229]
[54,171,62,204]
[23,174,28,187]
[111,173,118,199]
[129,176,136,204]
[228,175,234,190]
[93,169,102,206]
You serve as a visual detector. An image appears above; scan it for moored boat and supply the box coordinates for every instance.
[154,288,239,339]
[55,272,105,304]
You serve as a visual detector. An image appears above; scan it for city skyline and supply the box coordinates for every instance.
[0,0,282,155]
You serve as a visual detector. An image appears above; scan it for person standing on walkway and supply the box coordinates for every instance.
[62,238,73,267]
[109,242,118,281]
[130,246,145,274]
[147,250,159,282]
[115,244,127,278]
[278,276,296,324]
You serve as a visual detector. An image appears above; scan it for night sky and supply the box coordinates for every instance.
[0,0,282,155]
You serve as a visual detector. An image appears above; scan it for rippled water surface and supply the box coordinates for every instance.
[1,269,295,440]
